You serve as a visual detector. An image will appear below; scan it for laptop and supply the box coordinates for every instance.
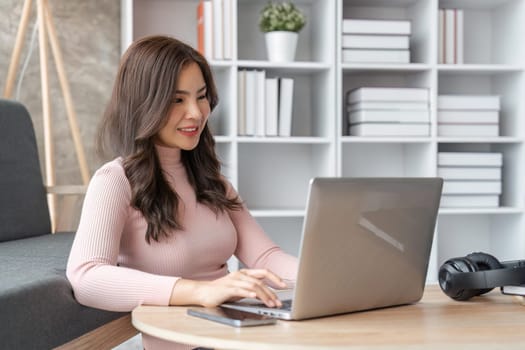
[222,177,443,320]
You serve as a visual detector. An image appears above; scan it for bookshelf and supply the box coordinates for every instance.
[121,0,525,283]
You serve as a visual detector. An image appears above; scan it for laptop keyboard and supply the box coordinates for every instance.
[278,299,293,311]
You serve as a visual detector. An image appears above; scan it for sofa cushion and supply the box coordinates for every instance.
[0,99,51,242]
[0,232,125,349]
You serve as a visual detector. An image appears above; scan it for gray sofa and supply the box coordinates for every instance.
[0,99,133,349]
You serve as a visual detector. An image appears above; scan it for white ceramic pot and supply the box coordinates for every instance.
[264,31,298,62]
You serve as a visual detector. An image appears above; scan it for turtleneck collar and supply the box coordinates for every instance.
[155,144,183,169]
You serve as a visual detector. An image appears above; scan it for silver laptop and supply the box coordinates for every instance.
[222,177,443,320]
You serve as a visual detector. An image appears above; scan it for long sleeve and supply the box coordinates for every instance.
[228,185,299,282]
[66,160,178,312]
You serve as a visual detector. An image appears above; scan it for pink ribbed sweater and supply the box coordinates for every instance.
[66,145,298,349]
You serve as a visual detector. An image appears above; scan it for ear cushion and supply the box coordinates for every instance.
[439,257,480,301]
[464,252,503,296]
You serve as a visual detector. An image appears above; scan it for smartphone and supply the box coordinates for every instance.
[187,307,277,327]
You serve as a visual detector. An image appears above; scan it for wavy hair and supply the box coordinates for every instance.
[97,35,242,243]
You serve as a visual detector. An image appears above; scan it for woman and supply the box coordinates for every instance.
[66,35,298,349]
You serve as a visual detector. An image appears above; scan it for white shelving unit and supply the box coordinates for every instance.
[121,0,525,282]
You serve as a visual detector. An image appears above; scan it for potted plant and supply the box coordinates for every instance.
[259,1,306,62]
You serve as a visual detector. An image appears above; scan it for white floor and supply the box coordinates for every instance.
[113,334,143,350]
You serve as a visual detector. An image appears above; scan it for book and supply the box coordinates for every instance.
[348,110,430,124]
[342,49,410,64]
[203,0,213,59]
[212,0,223,60]
[456,9,464,64]
[501,285,525,296]
[437,152,503,167]
[438,9,445,63]
[237,70,246,136]
[342,19,411,35]
[438,167,501,181]
[244,70,256,136]
[348,123,429,136]
[437,110,499,124]
[197,0,205,55]
[265,78,279,136]
[445,9,455,64]
[222,0,233,60]
[442,181,502,195]
[255,70,266,137]
[440,195,499,208]
[341,34,409,49]
[278,78,294,137]
[347,87,429,104]
[438,95,501,110]
[438,124,499,137]
[348,101,428,111]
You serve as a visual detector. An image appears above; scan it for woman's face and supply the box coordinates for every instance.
[156,62,211,150]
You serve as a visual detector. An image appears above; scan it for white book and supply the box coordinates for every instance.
[438,9,445,64]
[437,110,499,124]
[501,285,525,296]
[255,70,266,137]
[445,9,455,64]
[237,70,246,136]
[438,124,499,137]
[456,9,464,64]
[438,152,503,167]
[203,1,213,60]
[244,70,256,136]
[342,49,410,64]
[212,0,223,60]
[222,0,232,60]
[278,78,294,137]
[265,78,279,136]
[348,110,430,124]
[442,181,502,195]
[348,87,429,104]
[341,34,409,49]
[440,195,499,208]
[349,123,429,136]
[348,101,428,111]
[438,95,500,110]
[342,19,411,35]
[438,167,502,180]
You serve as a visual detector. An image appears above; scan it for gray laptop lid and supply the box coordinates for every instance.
[290,177,442,320]
[222,177,443,320]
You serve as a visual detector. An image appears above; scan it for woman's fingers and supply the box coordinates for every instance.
[239,268,288,288]
[231,269,286,307]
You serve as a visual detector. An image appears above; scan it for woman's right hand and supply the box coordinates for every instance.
[170,269,287,308]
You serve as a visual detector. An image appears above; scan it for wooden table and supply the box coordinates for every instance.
[132,285,525,349]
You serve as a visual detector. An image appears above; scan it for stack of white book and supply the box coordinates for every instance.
[437,95,500,137]
[341,19,411,64]
[438,8,464,64]
[347,87,430,136]
[197,0,234,60]
[438,152,502,208]
[237,70,294,137]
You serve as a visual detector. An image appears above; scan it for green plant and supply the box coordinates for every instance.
[259,1,306,33]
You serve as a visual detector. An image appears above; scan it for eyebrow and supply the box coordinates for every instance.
[175,85,207,95]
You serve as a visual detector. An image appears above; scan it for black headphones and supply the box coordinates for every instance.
[438,252,525,301]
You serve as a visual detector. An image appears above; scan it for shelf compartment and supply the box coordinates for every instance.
[238,0,335,63]
[341,0,434,64]
[238,143,334,211]
[436,214,525,267]
[341,142,435,177]
[438,71,525,138]
[439,0,525,64]
[437,143,525,208]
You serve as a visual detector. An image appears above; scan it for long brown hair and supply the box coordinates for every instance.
[97,35,242,243]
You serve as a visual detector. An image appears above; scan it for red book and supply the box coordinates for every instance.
[197,0,205,55]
